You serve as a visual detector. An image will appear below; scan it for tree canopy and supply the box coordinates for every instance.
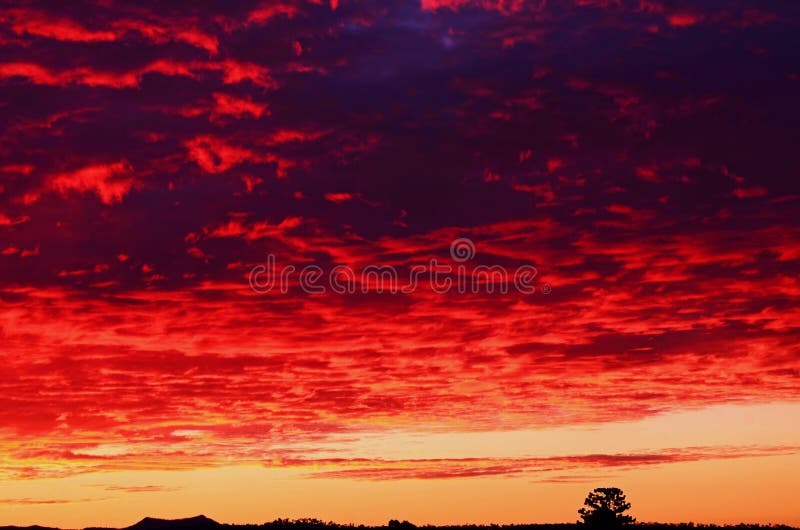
[578,487,636,528]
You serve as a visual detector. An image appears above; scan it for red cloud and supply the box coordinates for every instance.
[325,192,354,203]
[172,29,219,55]
[269,129,329,143]
[0,213,30,226]
[47,161,136,204]
[0,497,100,505]
[101,485,180,493]
[113,20,220,54]
[247,3,300,25]
[202,215,303,241]
[667,13,702,27]
[184,136,258,173]
[0,62,137,88]
[420,0,525,14]
[0,9,220,53]
[290,446,800,481]
[211,59,276,89]
[0,59,275,89]
[212,93,269,119]
[1,9,118,42]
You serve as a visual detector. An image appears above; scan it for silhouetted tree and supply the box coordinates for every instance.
[578,487,635,528]
[388,521,417,530]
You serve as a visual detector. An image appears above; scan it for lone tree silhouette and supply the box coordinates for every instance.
[578,487,636,528]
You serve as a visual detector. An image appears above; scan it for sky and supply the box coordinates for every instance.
[1,0,799,527]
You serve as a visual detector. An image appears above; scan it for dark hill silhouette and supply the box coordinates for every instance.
[0,526,60,530]
[125,516,220,530]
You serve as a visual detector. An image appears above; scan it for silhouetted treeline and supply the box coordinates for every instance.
[252,521,797,530]
[4,517,798,530]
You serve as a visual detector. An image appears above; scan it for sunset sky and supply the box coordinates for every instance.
[1,0,799,527]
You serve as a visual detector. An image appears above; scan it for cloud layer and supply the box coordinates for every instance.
[1,0,798,482]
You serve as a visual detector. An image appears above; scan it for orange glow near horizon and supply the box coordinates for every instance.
[3,404,800,527]
[3,455,800,527]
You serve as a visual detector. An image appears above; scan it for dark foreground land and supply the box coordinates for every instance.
[2,515,798,530]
